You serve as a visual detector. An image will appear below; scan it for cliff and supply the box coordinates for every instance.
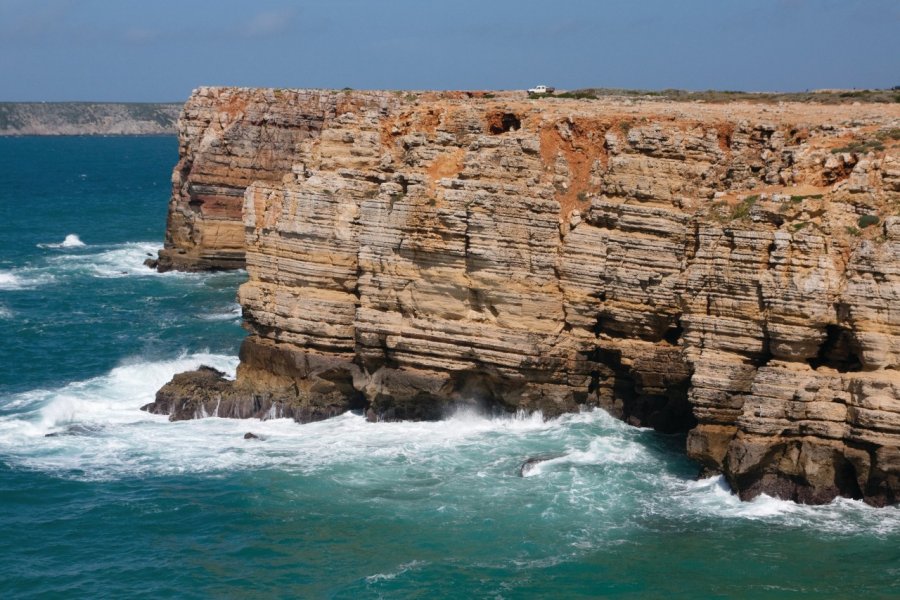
[147,87,900,505]
[0,102,180,136]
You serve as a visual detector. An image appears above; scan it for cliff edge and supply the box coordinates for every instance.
[148,87,900,505]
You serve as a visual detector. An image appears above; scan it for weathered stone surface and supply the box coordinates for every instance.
[142,364,356,423]
[150,87,900,505]
[155,88,399,271]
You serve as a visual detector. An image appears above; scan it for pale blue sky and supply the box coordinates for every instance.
[1,0,897,101]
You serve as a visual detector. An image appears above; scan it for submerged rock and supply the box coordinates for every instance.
[44,424,104,438]
[517,453,568,477]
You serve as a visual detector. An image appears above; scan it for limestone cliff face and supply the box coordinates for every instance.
[148,87,900,505]
[156,88,357,271]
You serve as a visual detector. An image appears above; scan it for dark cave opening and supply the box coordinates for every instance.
[591,347,696,435]
[488,112,521,134]
[663,322,684,346]
[808,324,863,372]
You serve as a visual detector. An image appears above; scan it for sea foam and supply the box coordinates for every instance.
[0,272,22,290]
[0,355,897,535]
[0,269,53,290]
[4,241,166,290]
[47,241,162,278]
[197,303,243,321]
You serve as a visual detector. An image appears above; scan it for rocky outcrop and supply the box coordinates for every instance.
[142,365,351,422]
[0,102,180,136]
[146,87,900,505]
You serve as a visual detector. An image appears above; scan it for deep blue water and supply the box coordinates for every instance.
[1,137,899,599]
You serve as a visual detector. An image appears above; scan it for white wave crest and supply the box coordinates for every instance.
[0,269,53,290]
[0,360,595,481]
[520,435,648,478]
[7,240,244,287]
[647,473,900,535]
[365,560,428,583]
[197,303,243,321]
[39,234,86,249]
[0,272,22,290]
[62,234,86,247]
[4,241,162,289]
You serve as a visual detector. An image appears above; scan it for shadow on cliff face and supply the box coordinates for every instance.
[581,316,696,436]
[365,368,558,422]
[590,346,697,435]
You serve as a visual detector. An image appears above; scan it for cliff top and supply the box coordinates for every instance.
[183,87,899,215]
[192,85,900,127]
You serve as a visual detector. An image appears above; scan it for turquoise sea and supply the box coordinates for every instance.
[1,137,899,598]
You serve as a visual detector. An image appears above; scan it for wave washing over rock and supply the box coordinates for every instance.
[7,352,899,539]
[147,87,900,506]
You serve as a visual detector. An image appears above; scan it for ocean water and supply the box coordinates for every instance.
[1,137,899,599]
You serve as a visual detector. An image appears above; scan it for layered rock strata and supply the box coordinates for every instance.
[147,87,900,505]
[156,88,353,270]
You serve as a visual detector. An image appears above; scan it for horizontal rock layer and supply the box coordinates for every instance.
[148,87,900,505]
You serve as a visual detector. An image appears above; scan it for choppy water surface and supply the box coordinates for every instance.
[1,137,899,598]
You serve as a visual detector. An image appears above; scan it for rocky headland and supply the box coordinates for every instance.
[147,86,900,505]
[0,102,180,136]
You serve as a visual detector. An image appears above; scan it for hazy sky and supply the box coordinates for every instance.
[1,0,897,101]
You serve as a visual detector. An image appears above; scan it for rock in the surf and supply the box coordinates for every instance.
[518,453,568,477]
[142,365,352,423]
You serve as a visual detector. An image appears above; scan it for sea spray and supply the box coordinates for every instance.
[61,234,86,247]
[0,272,22,290]
[0,270,52,290]
[47,241,165,278]
[38,233,87,249]
[3,355,899,538]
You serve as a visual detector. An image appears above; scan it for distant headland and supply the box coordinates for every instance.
[0,102,181,136]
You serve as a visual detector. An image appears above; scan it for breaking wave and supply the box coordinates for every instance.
[38,233,86,249]
[197,303,243,321]
[0,355,897,536]
[0,272,23,290]
[46,241,164,278]
[0,270,53,290]
[2,241,219,287]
